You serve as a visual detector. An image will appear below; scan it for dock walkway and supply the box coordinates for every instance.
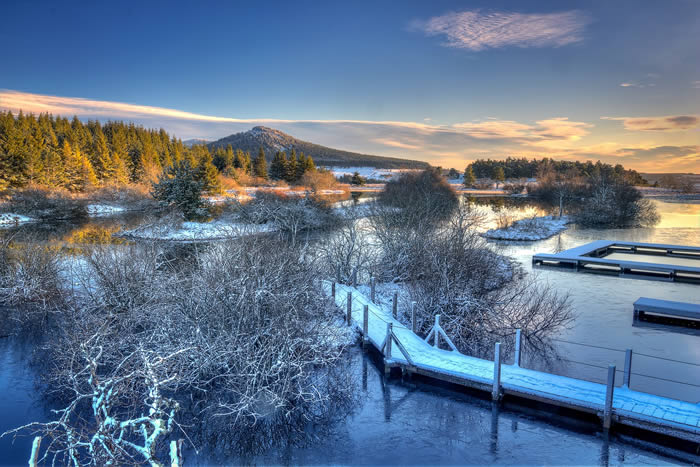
[325,282,700,444]
[533,240,700,283]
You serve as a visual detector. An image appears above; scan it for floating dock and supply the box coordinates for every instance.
[533,240,700,283]
[634,297,700,322]
[325,282,700,445]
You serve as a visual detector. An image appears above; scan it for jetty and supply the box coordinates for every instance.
[325,281,700,445]
[532,240,700,283]
[634,297,700,322]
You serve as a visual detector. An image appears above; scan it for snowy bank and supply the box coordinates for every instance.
[120,220,275,241]
[484,215,570,241]
[0,213,36,226]
[86,204,126,216]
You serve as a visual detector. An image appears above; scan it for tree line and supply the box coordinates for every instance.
[0,111,317,192]
[464,157,647,185]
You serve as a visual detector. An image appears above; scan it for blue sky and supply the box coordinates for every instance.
[1,0,699,171]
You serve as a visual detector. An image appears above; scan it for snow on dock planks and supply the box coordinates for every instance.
[533,241,700,283]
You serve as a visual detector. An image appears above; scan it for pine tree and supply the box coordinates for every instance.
[284,149,297,183]
[152,159,207,221]
[196,150,222,194]
[295,152,307,181]
[269,151,287,180]
[253,147,268,179]
[463,165,476,187]
[492,166,505,188]
[351,171,366,186]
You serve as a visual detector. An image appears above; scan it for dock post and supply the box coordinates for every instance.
[336,264,341,283]
[514,329,522,367]
[346,292,352,326]
[384,322,393,375]
[352,268,357,288]
[411,301,417,333]
[603,365,616,430]
[370,277,376,303]
[492,342,502,401]
[362,305,369,349]
[29,436,41,467]
[434,315,440,348]
[392,292,398,318]
[331,281,336,300]
[623,349,633,388]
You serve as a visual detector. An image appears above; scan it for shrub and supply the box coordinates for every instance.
[5,185,87,220]
[300,170,339,192]
[379,168,458,222]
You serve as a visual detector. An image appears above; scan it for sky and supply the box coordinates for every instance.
[1,0,699,173]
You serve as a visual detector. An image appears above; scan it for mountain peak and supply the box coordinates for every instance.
[208,127,429,169]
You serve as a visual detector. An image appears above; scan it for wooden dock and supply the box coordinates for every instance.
[533,240,700,283]
[325,282,700,445]
[634,297,700,321]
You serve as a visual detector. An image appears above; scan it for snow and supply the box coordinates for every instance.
[0,212,36,226]
[86,204,126,216]
[484,215,571,241]
[325,166,418,181]
[121,220,276,241]
[323,282,700,434]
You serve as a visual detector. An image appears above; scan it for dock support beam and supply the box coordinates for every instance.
[623,349,633,388]
[392,292,398,318]
[352,268,357,288]
[370,277,376,303]
[384,322,393,375]
[362,305,369,350]
[411,301,417,333]
[492,342,502,401]
[331,281,336,300]
[603,365,616,430]
[514,329,522,367]
[346,292,352,326]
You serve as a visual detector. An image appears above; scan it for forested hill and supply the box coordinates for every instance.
[208,126,429,169]
[467,157,648,185]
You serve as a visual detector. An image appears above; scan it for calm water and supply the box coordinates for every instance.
[1,199,698,465]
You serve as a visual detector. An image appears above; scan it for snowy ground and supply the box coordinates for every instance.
[0,213,36,226]
[484,215,570,241]
[86,204,126,217]
[120,220,276,241]
[325,166,417,181]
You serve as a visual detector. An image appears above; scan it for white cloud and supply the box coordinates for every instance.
[411,10,591,51]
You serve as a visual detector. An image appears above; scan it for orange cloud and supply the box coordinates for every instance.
[602,114,700,131]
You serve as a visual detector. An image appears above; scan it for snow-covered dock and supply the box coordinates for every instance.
[533,240,700,283]
[324,282,700,444]
[634,297,700,322]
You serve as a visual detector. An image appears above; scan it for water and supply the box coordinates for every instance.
[1,199,698,465]
[487,201,700,402]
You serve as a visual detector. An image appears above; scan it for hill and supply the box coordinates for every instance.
[208,126,429,169]
[183,138,209,147]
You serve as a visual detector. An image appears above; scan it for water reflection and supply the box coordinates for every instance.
[210,347,690,465]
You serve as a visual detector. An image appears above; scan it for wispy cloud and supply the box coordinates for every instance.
[619,74,658,88]
[453,117,591,142]
[411,10,591,51]
[602,114,700,131]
